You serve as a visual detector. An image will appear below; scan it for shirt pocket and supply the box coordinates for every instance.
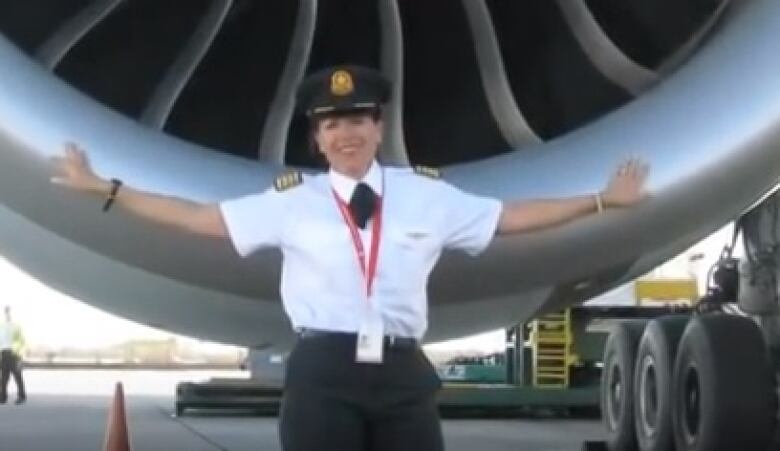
[381,226,441,291]
[286,221,364,295]
[387,226,440,249]
[289,221,351,249]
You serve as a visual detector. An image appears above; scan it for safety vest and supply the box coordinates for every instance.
[10,324,24,356]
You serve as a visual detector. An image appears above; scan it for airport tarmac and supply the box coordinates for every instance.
[0,370,606,450]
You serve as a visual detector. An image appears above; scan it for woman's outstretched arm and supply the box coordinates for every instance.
[497,158,649,235]
[50,142,228,238]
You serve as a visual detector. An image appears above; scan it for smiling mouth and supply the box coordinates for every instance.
[337,143,365,154]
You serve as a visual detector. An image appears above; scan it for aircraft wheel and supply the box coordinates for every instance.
[601,320,647,451]
[633,315,689,451]
[672,314,776,451]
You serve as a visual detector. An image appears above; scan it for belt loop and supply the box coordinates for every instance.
[388,335,395,346]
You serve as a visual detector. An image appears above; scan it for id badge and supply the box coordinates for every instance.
[356,312,384,364]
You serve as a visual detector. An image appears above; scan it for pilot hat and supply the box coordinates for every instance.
[296,65,391,117]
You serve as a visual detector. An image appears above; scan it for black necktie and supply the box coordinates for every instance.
[349,182,377,229]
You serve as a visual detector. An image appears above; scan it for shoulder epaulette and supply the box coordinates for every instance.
[413,165,441,179]
[273,171,303,192]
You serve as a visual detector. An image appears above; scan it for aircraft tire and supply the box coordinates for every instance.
[633,315,689,451]
[671,314,776,451]
[601,320,647,451]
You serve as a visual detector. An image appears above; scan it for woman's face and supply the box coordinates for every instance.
[314,112,383,178]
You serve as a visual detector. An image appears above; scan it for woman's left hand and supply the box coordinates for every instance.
[601,158,649,208]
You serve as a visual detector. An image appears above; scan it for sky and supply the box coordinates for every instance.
[1,224,737,352]
[0,256,181,349]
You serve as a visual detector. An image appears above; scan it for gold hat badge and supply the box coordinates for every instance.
[330,70,354,96]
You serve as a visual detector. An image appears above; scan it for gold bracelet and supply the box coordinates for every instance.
[594,193,604,214]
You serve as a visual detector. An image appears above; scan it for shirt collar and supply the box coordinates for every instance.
[329,160,383,201]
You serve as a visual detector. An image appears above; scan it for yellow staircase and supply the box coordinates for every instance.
[531,309,575,388]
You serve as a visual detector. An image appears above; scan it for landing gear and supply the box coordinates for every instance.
[633,315,688,451]
[601,320,647,451]
[600,314,776,451]
[671,314,775,451]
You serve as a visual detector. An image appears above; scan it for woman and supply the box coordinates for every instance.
[51,65,648,451]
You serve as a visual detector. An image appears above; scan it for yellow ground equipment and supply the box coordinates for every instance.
[634,279,698,306]
[532,310,576,388]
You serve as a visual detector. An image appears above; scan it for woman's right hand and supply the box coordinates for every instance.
[50,142,108,193]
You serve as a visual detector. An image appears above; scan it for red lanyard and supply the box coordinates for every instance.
[332,189,383,299]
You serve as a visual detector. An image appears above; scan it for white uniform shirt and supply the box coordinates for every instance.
[220,161,503,339]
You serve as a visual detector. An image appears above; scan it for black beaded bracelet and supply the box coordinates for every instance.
[102,178,123,212]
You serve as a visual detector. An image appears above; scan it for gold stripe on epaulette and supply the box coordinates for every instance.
[274,171,303,192]
[413,165,441,179]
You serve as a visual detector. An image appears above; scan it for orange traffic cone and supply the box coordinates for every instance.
[103,382,131,451]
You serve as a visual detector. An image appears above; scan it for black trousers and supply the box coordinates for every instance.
[279,333,444,451]
[0,349,25,402]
